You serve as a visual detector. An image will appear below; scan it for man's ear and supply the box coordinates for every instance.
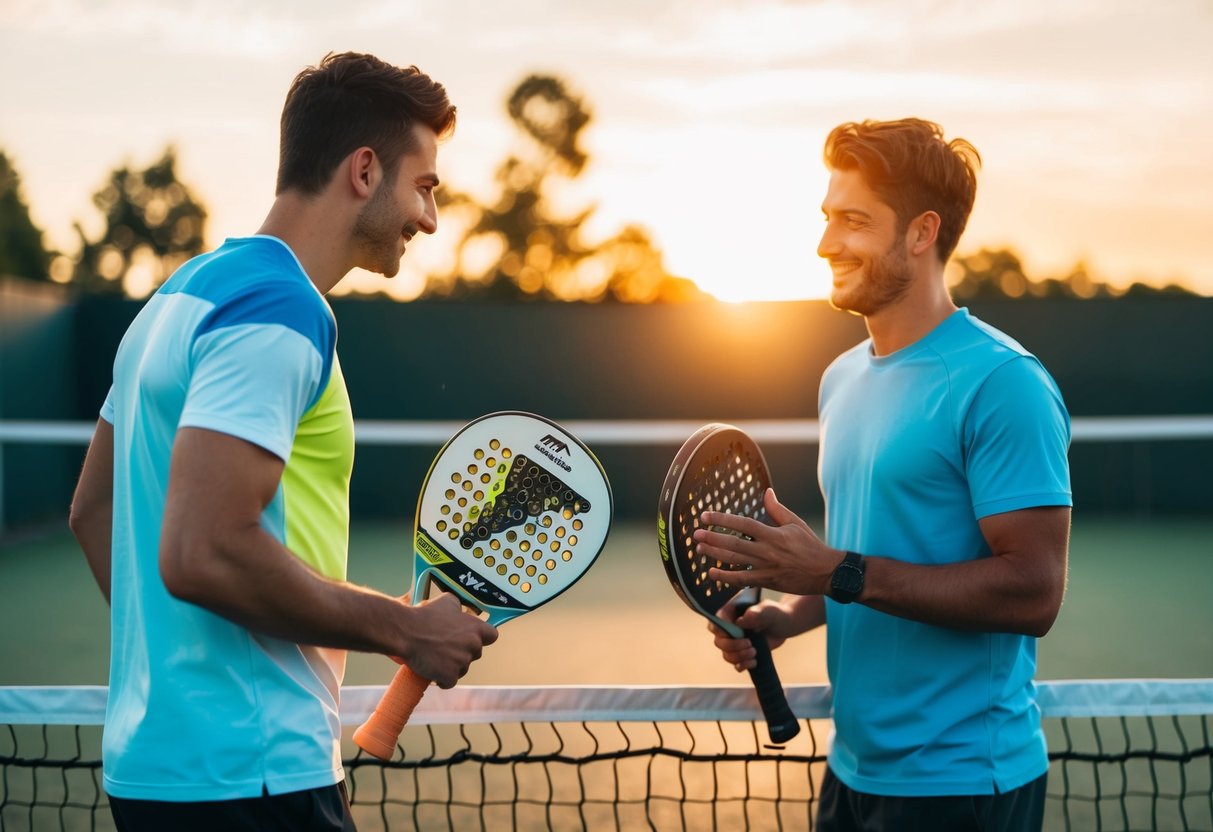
[908,211,941,257]
[348,147,380,199]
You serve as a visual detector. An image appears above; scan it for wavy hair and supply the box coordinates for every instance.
[824,118,981,261]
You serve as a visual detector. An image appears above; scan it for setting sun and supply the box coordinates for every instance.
[1,1,1208,301]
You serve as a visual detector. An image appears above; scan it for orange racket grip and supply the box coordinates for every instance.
[352,663,431,760]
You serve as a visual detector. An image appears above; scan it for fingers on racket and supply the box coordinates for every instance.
[745,628,801,744]
[659,424,773,617]
[352,663,431,760]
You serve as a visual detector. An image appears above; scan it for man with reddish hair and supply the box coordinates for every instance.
[69,52,498,831]
[700,118,1071,831]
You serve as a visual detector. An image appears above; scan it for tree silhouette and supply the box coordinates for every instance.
[424,75,702,302]
[71,147,207,296]
[0,149,53,282]
[949,247,1194,300]
[949,248,1035,299]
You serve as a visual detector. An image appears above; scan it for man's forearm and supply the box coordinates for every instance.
[858,556,1051,635]
[160,523,410,655]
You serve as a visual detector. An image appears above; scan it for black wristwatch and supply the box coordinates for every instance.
[829,551,865,604]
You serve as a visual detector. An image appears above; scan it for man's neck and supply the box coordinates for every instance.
[256,193,355,295]
[864,274,958,357]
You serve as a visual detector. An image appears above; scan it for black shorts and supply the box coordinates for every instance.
[817,767,1047,832]
[108,781,356,832]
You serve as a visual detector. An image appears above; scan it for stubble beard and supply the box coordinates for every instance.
[353,186,405,279]
[831,240,913,318]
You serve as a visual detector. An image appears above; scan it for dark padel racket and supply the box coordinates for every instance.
[354,411,613,759]
[658,423,800,744]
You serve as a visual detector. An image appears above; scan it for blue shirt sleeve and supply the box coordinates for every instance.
[179,280,334,462]
[100,386,115,424]
[963,355,1073,518]
[180,325,324,461]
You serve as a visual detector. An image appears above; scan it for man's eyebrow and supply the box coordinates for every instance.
[822,207,872,220]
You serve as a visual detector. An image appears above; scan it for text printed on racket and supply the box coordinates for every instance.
[459,571,487,592]
[457,568,513,606]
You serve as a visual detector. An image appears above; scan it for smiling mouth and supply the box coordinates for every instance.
[829,261,862,279]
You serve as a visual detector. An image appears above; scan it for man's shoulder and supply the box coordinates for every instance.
[823,337,872,378]
[930,311,1046,383]
[954,311,1032,357]
[180,239,333,350]
[169,238,313,301]
[945,314,1067,423]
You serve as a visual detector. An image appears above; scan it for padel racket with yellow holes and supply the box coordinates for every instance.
[354,411,613,760]
[658,423,800,744]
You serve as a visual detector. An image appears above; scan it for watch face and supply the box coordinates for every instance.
[833,565,863,594]
[831,557,864,602]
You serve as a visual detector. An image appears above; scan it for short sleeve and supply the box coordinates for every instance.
[179,326,324,461]
[178,279,334,462]
[100,386,115,424]
[963,356,1072,518]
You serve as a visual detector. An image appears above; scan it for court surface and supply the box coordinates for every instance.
[1,517,1210,686]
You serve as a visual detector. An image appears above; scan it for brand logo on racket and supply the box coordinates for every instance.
[538,435,569,454]
[534,435,572,472]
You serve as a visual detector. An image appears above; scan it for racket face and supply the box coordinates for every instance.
[658,424,772,637]
[412,412,612,626]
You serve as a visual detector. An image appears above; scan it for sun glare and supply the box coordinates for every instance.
[695,258,833,303]
[574,122,835,303]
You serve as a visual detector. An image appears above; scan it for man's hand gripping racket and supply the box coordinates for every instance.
[354,412,613,760]
[657,423,800,744]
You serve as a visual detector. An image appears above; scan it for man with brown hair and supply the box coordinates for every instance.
[699,118,1071,831]
[68,52,498,830]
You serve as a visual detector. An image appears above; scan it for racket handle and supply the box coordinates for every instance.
[352,663,431,760]
[744,629,801,744]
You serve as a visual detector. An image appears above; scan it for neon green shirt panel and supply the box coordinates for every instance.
[282,354,355,580]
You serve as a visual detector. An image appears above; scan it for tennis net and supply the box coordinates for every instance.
[2,680,1210,831]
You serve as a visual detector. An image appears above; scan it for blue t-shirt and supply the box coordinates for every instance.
[817,308,1071,796]
[99,236,355,800]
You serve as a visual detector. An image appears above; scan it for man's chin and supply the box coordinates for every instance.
[829,288,859,314]
[365,259,401,279]
[830,290,879,318]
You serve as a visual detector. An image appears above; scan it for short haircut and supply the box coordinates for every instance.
[824,118,981,262]
[276,52,456,196]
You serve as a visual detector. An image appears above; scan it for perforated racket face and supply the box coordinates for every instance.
[658,424,773,634]
[413,412,612,626]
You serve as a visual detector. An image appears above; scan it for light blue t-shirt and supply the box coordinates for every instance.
[817,308,1071,797]
[99,236,355,801]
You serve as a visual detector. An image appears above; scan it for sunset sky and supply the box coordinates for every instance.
[1,0,1209,302]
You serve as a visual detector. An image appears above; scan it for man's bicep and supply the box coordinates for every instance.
[160,429,289,604]
[73,419,115,511]
[978,506,1070,609]
[72,419,117,601]
[979,506,1070,558]
[165,428,286,534]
